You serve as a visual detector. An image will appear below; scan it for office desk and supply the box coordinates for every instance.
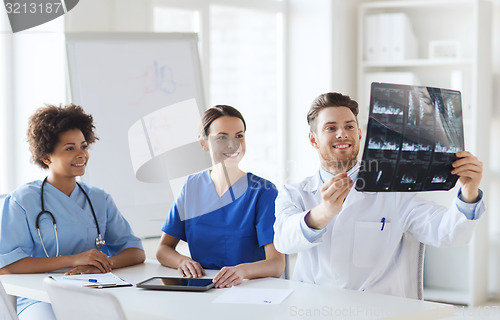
[1,260,453,320]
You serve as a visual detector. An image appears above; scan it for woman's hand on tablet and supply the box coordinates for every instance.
[213,265,246,288]
[178,259,205,278]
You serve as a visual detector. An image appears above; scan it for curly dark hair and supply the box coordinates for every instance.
[27,104,98,169]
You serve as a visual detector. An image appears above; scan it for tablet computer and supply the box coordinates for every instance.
[136,277,215,291]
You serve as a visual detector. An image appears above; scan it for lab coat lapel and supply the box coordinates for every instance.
[342,188,366,211]
[302,171,367,211]
[302,172,323,204]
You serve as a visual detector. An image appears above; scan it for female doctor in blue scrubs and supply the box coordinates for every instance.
[157,105,285,288]
[0,104,145,319]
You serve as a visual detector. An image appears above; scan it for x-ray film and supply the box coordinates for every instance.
[355,83,464,192]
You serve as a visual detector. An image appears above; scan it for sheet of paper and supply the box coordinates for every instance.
[49,272,131,288]
[212,287,294,305]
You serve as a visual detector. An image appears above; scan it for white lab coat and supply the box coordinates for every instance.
[273,170,485,299]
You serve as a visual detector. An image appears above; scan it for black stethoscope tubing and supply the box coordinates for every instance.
[36,177,105,257]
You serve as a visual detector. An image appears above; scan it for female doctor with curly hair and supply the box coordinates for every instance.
[0,104,145,319]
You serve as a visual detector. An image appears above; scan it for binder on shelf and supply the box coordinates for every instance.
[365,14,379,61]
[364,12,417,62]
[378,13,392,61]
[389,13,418,61]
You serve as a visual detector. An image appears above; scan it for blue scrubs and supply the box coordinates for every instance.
[161,171,278,269]
[0,180,143,314]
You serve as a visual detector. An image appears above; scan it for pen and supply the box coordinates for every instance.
[62,277,98,283]
[381,217,386,231]
[348,166,360,178]
[85,283,117,288]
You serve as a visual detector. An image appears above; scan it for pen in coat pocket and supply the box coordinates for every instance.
[381,217,386,231]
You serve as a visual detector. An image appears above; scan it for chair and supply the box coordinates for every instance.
[0,194,7,215]
[0,281,18,320]
[402,233,425,300]
[43,277,127,320]
[417,242,425,300]
[1,195,19,320]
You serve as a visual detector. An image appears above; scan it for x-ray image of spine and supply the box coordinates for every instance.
[407,93,419,126]
[431,174,447,183]
[402,141,431,151]
[431,88,463,151]
[373,101,404,115]
[416,87,463,151]
[367,120,401,151]
[435,142,461,153]
[368,137,400,150]
[401,173,417,184]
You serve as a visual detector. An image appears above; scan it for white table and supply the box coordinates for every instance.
[1,260,453,320]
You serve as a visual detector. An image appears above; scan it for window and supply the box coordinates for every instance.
[209,5,281,182]
[0,18,66,193]
[153,0,284,184]
[154,7,200,33]
[0,12,9,193]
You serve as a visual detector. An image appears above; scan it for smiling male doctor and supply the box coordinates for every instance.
[273,92,485,299]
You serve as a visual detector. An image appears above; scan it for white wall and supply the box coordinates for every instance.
[284,0,362,184]
[489,0,500,299]
[0,18,66,192]
[0,13,14,193]
[284,0,332,183]
[494,1,500,118]
[64,0,150,32]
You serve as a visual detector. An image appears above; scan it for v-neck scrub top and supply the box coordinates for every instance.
[0,180,143,314]
[161,171,278,269]
[0,180,143,267]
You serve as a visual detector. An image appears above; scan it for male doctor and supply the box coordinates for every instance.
[273,92,485,298]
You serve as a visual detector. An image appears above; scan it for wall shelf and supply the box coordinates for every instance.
[361,0,474,10]
[357,0,492,306]
[361,59,473,68]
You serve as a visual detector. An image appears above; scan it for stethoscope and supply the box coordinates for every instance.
[36,177,105,257]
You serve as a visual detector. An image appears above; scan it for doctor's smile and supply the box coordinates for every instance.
[70,162,86,167]
[332,142,352,150]
[223,152,240,158]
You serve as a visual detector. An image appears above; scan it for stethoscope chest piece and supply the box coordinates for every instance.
[96,234,105,249]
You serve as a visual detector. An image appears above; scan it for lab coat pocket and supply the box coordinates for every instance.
[353,221,392,268]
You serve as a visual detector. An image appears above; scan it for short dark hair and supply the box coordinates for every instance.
[199,105,246,138]
[27,104,98,169]
[307,92,359,131]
